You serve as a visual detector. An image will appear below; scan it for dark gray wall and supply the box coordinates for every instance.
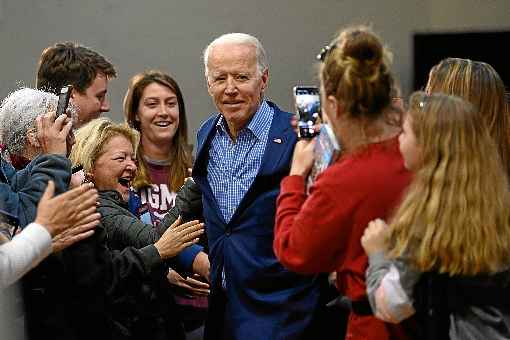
[0,0,509,145]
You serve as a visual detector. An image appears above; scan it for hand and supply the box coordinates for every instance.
[167,270,210,297]
[154,217,204,259]
[289,138,316,177]
[51,218,99,252]
[66,130,76,157]
[36,111,72,155]
[192,251,210,282]
[361,218,390,256]
[35,181,99,237]
[290,116,321,136]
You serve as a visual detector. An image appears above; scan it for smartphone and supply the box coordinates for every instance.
[293,86,321,139]
[56,85,72,118]
[0,209,20,240]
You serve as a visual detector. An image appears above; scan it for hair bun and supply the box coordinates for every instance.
[342,29,384,79]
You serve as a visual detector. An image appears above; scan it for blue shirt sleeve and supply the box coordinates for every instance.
[175,244,203,273]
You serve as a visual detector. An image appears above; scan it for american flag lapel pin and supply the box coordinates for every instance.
[273,138,282,144]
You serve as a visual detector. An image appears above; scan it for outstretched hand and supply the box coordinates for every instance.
[154,217,204,259]
[35,181,100,252]
[167,270,210,297]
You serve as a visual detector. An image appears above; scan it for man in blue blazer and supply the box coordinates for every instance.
[193,33,319,339]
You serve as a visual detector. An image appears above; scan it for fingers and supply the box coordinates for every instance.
[169,216,183,229]
[36,115,44,142]
[52,112,67,130]
[39,181,55,204]
[67,230,95,243]
[58,219,99,238]
[62,120,73,138]
[74,212,101,227]
[74,191,99,213]
[185,276,210,289]
[50,184,97,220]
[174,220,203,233]
[52,230,95,252]
[187,229,205,240]
[177,225,204,243]
[181,238,200,249]
[60,182,96,201]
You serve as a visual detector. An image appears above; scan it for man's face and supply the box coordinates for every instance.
[206,43,268,131]
[71,73,110,128]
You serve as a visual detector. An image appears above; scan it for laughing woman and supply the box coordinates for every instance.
[69,117,204,340]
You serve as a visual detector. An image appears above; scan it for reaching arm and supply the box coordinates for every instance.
[365,252,420,323]
[1,154,71,227]
[0,223,51,288]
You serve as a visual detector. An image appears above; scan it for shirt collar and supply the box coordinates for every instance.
[215,100,272,141]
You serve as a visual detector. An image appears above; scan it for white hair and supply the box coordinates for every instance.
[203,33,268,79]
[0,88,58,155]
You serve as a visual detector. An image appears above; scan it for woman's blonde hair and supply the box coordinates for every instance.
[70,117,139,173]
[426,58,510,178]
[320,25,394,121]
[123,70,191,192]
[388,91,510,276]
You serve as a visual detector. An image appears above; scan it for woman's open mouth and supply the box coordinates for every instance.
[118,177,131,188]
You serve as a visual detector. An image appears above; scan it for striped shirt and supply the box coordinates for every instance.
[207,100,274,223]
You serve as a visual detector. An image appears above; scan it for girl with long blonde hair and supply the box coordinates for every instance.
[362,91,510,339]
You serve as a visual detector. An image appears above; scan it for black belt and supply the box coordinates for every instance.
[326,295,373,316]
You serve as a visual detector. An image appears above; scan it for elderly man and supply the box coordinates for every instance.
[0,88,73,225]
[193,33,319,339]
[36,42,116,128]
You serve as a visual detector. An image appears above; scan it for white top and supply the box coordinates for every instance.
[0,223,52,288]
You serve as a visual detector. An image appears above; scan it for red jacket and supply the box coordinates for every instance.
[274,137,412,339]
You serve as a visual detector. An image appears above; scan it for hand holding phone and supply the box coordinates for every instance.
[293,86,321,139]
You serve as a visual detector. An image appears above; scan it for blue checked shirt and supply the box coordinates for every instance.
[207,100,274,223]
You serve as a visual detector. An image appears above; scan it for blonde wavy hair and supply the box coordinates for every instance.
[70,117,139,174]
[388,91,510,276]
[426,58,510,178]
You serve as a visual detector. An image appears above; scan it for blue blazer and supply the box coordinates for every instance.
[193,102,319,340]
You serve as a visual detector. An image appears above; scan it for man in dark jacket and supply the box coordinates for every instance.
[194,33,319,340]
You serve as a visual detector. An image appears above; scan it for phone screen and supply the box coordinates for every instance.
[56,85,72,118]
[293,86,321,139]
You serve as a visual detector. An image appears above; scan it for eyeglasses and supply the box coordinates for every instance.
[316,41,338,62]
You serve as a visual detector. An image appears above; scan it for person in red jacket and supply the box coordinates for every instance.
[274,25,412,339]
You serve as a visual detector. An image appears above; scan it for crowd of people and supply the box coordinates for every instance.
[0,24,509,340]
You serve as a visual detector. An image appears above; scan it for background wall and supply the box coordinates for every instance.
[0,0,509,145]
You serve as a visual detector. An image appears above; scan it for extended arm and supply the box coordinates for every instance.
[0,223,51,288]
[1,154,71,227]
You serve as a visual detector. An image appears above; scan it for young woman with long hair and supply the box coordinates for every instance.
[123,70,209,336]
[362,92,510,339]
[273,25,412,339]
[425,57,510,178]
